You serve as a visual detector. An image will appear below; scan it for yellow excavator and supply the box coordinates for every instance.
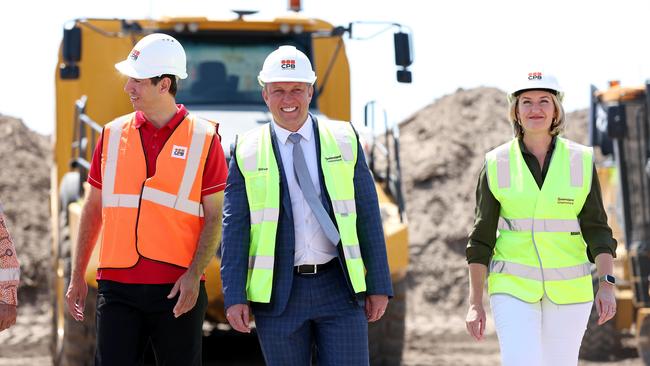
[50,3,412,365]
[580,80,650,363]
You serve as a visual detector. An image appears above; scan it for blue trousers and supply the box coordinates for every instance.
[254,264,369,366]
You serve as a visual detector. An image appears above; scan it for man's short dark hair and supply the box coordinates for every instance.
[150,74,178,96]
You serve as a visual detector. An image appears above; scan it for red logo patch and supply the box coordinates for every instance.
[528,72,542,80]
[281,59,296,69]
[130,49,140,61]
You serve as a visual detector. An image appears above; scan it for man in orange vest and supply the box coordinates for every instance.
[64,33,228,365]
[0,202,19,332]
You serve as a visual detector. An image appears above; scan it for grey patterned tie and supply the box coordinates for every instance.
[288,133,341,245]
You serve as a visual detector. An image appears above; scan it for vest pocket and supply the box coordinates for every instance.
[247,174,271,207]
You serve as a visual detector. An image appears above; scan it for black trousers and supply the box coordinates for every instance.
[95,280,208,366]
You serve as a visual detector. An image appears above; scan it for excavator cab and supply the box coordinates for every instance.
[52,10,413,366]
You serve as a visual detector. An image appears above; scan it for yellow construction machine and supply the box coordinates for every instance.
[580,80,650,363]
[50,4,412,366]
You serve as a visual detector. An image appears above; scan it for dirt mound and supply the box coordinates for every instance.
[0,115,51,301]
[399,87,588,331]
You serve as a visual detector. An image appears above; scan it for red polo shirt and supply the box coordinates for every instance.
[87,104,227,284]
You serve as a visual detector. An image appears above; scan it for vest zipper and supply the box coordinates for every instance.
[529,143,560,301]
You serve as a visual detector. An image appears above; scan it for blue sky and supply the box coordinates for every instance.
[2,0,650,135]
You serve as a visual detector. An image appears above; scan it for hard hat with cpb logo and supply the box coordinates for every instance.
[115,33,188,79]
[508,71,564,103]
[257,45,317,86]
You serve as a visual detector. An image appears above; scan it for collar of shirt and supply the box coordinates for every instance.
[272,115,314,145]
[518,135,557,158]
[134,104,188,130]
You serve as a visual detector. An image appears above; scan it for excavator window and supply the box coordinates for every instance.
[174,35,318,110]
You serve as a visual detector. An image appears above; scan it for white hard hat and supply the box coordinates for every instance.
[508,71,563,103]
[115,33,188,79]
[257,45,317,86]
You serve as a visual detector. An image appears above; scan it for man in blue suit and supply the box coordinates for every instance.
[220,45,393,366]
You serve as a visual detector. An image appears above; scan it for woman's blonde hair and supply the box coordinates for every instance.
[507,91,565,138]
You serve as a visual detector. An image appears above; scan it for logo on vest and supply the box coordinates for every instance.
[557,197,574,205]
[325,155,342,163]
[171,145,188,159]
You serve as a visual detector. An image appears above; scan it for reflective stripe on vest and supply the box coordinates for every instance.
[102,116,140,208]
[249,255,275,270]
[497,217,580,232]
[490,260,591,281]
[486,137,594,304]
[250,208,280,225]
[99,113,214,268]
[236,119,366,303]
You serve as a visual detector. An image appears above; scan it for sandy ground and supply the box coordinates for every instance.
[0,301,643,365]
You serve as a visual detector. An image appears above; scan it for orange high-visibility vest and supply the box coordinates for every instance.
[99,113,216,269]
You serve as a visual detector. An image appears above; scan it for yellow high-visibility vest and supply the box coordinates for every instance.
[485,137,594,304]
[235,119,366,302]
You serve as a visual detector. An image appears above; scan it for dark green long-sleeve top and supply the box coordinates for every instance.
[466,137,617,265]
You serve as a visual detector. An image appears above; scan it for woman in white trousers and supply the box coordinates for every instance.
[464,72,617,366]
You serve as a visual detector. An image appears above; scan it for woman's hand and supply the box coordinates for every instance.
[593,254,616,325]
[465,303,486,341]
[595,283,616,325]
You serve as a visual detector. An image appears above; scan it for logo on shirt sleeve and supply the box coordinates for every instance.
[171,145,188,159]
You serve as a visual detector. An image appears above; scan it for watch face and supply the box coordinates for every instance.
[601,274,615,285]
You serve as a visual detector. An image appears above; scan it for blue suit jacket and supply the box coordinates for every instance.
[221,116,393,316]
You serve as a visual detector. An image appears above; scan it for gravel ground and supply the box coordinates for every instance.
[0,302,642,365]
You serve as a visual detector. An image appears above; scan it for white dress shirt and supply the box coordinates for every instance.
[272,117,338,266]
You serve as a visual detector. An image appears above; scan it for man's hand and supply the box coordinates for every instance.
[65,275,88,321]
[365,294,389,322]
[226,304,251,333]
[0,304,17,331]
[66,185,102,323]
[167,270,200,318]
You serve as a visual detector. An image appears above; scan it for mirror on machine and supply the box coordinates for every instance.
[60,23,81,80]
[394,31,412,83]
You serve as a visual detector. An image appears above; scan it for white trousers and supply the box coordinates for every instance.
[490,294,592,366]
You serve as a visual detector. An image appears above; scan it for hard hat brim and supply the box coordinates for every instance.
[507,88,565,103]
[513,87,559,98]
[257,75,317,87]
[115,60,188,80]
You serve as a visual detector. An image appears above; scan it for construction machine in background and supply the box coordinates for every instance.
[581,80,650,363]
[50,3,412,366]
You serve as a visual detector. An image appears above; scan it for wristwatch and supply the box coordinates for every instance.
[599,274,616,286]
